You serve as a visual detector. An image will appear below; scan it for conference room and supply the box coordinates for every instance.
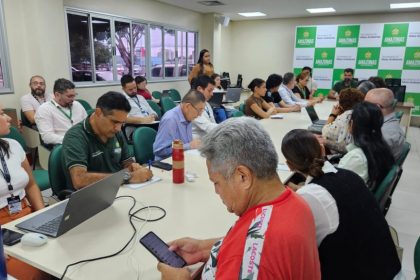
[0,0,420,279]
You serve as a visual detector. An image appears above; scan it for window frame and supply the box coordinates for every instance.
[64,7,198,87]
[0,0,13,94]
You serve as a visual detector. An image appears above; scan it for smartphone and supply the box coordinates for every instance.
[2,228,23,246]
[151,161,173,171]
[140,231,186,268]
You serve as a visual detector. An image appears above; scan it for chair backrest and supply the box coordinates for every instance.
[152,91,162,99]
[48,145,69,196]
[3,126,27,151]
[232,110,244,117]
[169,89,181,102]
[373,165,399,212]
[20,110,32,127]
[396,141,411,166]
[395,111,404,121]
[132,127,157,164]
[147,100,162,118]
[76,99,93,113]
[161,97,177,114]
[236,74,243,88]
[239,103,245,113]
[415,236,420,276]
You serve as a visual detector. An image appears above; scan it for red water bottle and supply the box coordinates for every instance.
[172,140,184,184]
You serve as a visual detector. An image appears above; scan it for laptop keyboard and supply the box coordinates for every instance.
[36,216,63,234]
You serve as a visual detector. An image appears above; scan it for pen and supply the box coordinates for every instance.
[148,160,152,170]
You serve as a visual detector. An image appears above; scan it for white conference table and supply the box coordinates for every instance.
[3,101,335,279]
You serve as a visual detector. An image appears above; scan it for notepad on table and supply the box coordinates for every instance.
[124,176,162,189]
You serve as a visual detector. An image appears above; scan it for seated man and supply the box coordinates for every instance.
[153,90,204,160]
[365,88,405,160]
[279,72,317,107]
[158,117,321,279]
[191,75,217,139]
[20,75,49,126]
[35,78,87,145]
[302,66,318,96]
[62,91,153,189]
[328,68,358,99]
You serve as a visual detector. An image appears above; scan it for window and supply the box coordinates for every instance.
[65,8,198,85]
[0,0,12,93]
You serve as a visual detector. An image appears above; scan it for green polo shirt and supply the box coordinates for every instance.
[62,115,133,188]
[332,79,358,95]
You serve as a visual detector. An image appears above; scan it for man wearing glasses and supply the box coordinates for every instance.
[62,91,153,190]
[153,90,205,161]
[20,75,50,126]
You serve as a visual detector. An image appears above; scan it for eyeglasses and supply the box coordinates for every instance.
[190,103,204,115]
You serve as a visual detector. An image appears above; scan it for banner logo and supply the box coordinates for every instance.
[357,47,380,69]
[403,47,420,70]
[382,23,409,47]
[296,27,316,48]
[314,48,335,68]
[336,25,359,47]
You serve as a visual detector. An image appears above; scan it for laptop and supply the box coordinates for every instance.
[208,91,224,108]
[16,170,124,237]
[223,88,241,103]
[306,106,326,134]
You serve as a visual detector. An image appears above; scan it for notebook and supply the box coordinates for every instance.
[16,170,124,237]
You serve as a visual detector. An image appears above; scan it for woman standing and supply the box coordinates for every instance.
[0,105,50,279]
[188,49,214,84]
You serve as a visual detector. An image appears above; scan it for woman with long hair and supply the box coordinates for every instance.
[338,101,395,190]
[188,49,214,84]
[244,78,276,119]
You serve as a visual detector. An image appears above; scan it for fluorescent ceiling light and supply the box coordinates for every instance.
[390,2,420,9]
[238,12,266,17]
[306,7,336,13]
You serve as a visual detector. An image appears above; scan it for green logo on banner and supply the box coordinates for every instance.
[403,47,420,70]
[382,23,409,47]
[336,25,360,47]
[332,69,345,87]
[377,70,402,79]
[314,48,335,68]
[356,48,380,69]
[296,27,316,48]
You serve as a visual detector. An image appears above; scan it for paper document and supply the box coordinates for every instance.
[270,114,284,119]
[124,176,162,189]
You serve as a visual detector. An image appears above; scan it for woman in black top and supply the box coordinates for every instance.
[293,72,324,102]
[263,74,300,112]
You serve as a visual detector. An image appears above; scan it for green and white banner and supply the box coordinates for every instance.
[293,22,420,115]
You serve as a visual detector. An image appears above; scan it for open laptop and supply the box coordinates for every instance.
[306,106,326,134]
[223,87,241,103]
[16,170,124,237]
[208,91,224,108]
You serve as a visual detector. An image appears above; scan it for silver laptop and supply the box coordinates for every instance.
[16,170,124,237]
[305,106,327,126]
[223,88,241,103]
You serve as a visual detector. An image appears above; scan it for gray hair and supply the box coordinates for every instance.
[199,117,278,179]
[357,81,376,95]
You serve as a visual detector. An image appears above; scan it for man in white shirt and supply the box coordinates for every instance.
[279,72,317,108]
[35,78,87,146]
[121,75,157,124]
[192,75,217,139]
[20,75,49,126]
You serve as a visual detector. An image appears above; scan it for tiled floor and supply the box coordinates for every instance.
[386,127,420,279]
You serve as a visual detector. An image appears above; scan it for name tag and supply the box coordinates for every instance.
[7,196,22,215]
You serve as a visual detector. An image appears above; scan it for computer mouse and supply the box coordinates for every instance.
[21,232,48,247]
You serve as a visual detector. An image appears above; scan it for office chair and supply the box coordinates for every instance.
[48,145,74,200]
[132,127,157,164]
[146,100,162,118]
[161,97,177,114]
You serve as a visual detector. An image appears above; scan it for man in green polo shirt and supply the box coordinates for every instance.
[62,91,153,189]
[328,68,358,99]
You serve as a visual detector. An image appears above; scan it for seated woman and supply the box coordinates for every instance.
[211,73,224,92]
[158,117,321,279]
[0,105,51,280]
[321,88,364,153]
[263,74,300,112]
[293,72,323,102]
[281,129,401,280]
[338,102,395,190]
[135,76,159,103]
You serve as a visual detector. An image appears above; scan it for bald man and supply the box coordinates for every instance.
[365,88,405,160]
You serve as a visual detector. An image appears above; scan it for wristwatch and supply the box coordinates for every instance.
[123,171,132,184]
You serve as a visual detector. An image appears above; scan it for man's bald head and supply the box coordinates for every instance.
[365,88,395,115]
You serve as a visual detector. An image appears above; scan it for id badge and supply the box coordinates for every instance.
[7,196,22,215]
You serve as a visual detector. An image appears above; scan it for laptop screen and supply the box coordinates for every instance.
[305,106,319,122]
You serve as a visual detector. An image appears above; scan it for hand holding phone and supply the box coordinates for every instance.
[140,231,186,268]
[2,228,23,246]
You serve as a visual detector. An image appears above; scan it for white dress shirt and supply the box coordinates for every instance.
[192,102,217,139]
[279,84,308,107]
[35,100,87,144]
[338,143,368,184]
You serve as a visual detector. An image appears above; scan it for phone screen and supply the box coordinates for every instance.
[2,228,23,246]
[140,231,186,268]
[151,161,172,171]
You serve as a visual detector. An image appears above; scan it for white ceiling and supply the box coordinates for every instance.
[157,0,420,21]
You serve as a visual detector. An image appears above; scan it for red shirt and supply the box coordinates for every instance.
[137,89,152,100]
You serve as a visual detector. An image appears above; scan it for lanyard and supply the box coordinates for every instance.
[131,96,149,116]
[32,93,45,105]
[0,150,13,191]
[52,101,73,124]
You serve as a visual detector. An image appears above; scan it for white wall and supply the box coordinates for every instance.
[1,0,206,110]
[223,12,420,87]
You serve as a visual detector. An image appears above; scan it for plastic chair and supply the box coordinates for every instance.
[395,111,404,121]
[169,89,181,102]
[161,97,177,114]
[132,127,157,164]
[152,91,162,100]
[147,100,162,118]
[76,99,93,114]
[415,236,420,277]
[2,127,50,191]
[48,145,74,200]
[373,165,399,214]
[396,142,411,167]
[232,111,244,117]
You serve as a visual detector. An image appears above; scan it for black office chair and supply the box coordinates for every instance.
[385,78,402,86]
[236,74,243,88]
[387,85,406,102]
[222,72,230,79]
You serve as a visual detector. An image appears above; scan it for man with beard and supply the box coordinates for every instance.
[20,75,49,126]
[327,68,358,99]
[35,78,87,146]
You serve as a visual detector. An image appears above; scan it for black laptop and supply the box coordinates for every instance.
[16,170,124,237]
[208,91,224,108]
